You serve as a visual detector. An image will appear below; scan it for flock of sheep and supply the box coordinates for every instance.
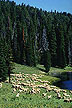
[0,73,72,103]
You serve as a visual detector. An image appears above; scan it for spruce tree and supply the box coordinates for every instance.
[50,24,57,66]
[0,38,8,81]
[57,23,66,68]
[42,26,51,72]
[44,50,51,72]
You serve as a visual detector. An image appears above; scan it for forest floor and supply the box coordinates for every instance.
[0,63,72,108]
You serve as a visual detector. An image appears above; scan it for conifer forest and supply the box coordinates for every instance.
[0,0,72,80]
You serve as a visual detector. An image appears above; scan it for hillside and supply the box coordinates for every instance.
[0,63,72,108]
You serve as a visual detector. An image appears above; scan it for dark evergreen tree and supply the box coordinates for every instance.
[44,50,51,72]
[57,23,66,68]
[50,24,57,66]
[0,38,8,81]
[42,26,51,72]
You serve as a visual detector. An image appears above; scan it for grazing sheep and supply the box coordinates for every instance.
[0,83,2,88]
[63,93,70,97]
[42,93,47,97]
[30,88,36,94]
[23,88,29,92]
[12,84,21,90]
[48,95,51,99]
[64,97,72,103]
[57,93,62,99]
[43,83,48,86]
[70,91,72,94]
[13,88,16,92]
[32,74,37,76]
[19,89,23,92]
[16,85,21,89]
[20,87,29,92]
[54,89,61,93]
[69,98,72,102]
[21,83,29,86]
[62,90,66,93]
[34,88,40,93]
[16,93,19,97]
[37,84,44,88]
[64,98,70,102]
[50,85,56,88]
[43,81,50,84]
[17,82,21,85]
[5,80,9,83]
[46,86,52,92]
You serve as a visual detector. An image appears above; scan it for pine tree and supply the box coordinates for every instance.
[57,23,66,68]
[26,20,36,66]
[44,50,51,72]
[0,38,8,81]
[42,26,51,72]
[50,24,57,66]
[5,16,13,83]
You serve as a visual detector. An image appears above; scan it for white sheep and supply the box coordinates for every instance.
[57,93,62,99]
[48,95,51,99]
[0,83,2,88]
[16,93,19,97]
[42,93,47,97]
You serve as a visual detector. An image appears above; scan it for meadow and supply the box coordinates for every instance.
[0,63,72,108]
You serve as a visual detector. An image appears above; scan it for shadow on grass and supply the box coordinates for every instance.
[37,67,48,73]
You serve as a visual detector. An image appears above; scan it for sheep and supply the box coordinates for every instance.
[20,87,29,92]
[21,83,29,86]
[16,85,21,89]
[54,89,61,93]
[16,93,19,97]
[70,91,72,94]
[35,88,40,93]
[0,83,2,88]
[43,81,50,84]
[48,95,51,99]
[19,89,23,92]
[32,74,37,77]
[5,80,9,83]
[64,97,72,103]
[42,93,47,97]
[12,84,21,90]
[46,86,52,92]
[64,98,70,102]
[69,98,72,102]
[57,93,62,99]
[23,88,29,92]
[43,83,48,86]
[63,93,70,97]
[13,88,16,92]
[29,88,36,94]
[50,85,56,88]
[62,90,66,93]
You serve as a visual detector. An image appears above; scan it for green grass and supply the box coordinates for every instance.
[0,63,72,108]
[49,66,72,75]
[0,83,72,108]
[12,63,42,75]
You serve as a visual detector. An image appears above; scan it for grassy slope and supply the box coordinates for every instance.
[0,63,72,108]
